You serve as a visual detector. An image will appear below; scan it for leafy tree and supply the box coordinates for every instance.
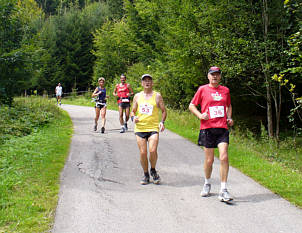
[0,0,42,105]
[35,2,110,95]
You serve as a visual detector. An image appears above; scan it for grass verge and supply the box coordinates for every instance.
[0,100,72,232]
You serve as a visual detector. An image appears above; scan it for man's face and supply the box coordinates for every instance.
[142,77,153,88]
[120,76,126,83]
[208,72,221,85]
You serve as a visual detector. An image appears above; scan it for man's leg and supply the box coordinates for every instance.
[148,133,161,184]
[148,133,159,168]
[218,142,229,183]
[203,147,214,179]
[136,135,149,184]
[119,106,126,133]
[217,142,233,201]
[200,147,214,196]
[118,106,124,125]
[124,107,130,130]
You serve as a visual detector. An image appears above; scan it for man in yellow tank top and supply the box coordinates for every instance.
[130,74,167,185]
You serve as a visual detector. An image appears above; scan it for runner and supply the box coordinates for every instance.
[189,66,234,202]
[130,74,167,185]
[92,77,108,134]
[113,74,134,133]
[55,83,63,105]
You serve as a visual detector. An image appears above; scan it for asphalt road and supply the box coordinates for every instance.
[52,104,302,233]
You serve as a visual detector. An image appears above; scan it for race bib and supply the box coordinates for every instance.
[122,98,130,103]
[209,106,224,119]
[139,103,153,115]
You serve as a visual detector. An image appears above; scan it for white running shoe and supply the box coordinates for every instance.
[218,189,233,202]
[200,183,211,197]
[120,126,126,133]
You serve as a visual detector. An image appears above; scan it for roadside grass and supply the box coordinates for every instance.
[0,97,72,232]
[58,96,302,207]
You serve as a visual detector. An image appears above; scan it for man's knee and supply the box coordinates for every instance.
[205,157,214,165]
[220,153,229,163]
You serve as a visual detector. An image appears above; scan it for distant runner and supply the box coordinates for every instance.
[92,77,108,134]
[55,83,63,105]
[113,74,134,133]
[130,74,167,185]
[189,66,234,202]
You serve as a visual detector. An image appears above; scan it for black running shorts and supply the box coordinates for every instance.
[118,102,130,109]
[135,131,158,140]
[198,128,229,148]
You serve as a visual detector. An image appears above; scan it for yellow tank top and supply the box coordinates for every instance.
[134,91,159,132]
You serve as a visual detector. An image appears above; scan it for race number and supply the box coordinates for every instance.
[122,98,130,103]
[139,103,153,115]
[209,106,224,119]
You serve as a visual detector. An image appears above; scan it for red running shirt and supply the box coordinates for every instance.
[191,84,231,130]
[116,83,130,103]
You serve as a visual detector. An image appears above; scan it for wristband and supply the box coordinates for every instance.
[131,116,134,122]
[160,121,165,124]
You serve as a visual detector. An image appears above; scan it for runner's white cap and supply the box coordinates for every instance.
[141,74,152,80]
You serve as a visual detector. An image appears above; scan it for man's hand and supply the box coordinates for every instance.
[159,122,165,132]
[200,112,209,120]
[227,118,234,126]
[133,116,139,124]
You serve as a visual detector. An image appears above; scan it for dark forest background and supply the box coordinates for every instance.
[1,0,301,138]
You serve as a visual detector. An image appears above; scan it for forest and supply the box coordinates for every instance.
[0,0,301,139]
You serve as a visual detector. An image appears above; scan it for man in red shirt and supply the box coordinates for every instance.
[113,74,134,133]
[189,66,234,202]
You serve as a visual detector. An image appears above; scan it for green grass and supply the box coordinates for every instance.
[0,98,72,232]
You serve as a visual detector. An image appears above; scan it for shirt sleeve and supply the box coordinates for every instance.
[191,86,203,106]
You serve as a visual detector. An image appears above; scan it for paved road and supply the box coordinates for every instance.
[52,104,302,233]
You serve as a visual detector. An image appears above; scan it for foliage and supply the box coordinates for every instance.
[0,0,43,105]
[0,97,59,145]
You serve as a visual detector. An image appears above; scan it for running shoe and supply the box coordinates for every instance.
[101,127,105,134]
[150,171,161,184]
[140,175,150,185]
[218,189,233,202]
[124,123,128,131]
[200,183,211,197]
[94,124,97,131]
[120,126,126,133]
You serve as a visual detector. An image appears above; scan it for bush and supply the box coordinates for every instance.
[0,97,60,145]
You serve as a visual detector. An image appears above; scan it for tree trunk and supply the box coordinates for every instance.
[273,85,282,142]
[263,0,274,138]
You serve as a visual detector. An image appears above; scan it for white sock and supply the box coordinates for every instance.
[204,178,210,185]
[221,182,227,191]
